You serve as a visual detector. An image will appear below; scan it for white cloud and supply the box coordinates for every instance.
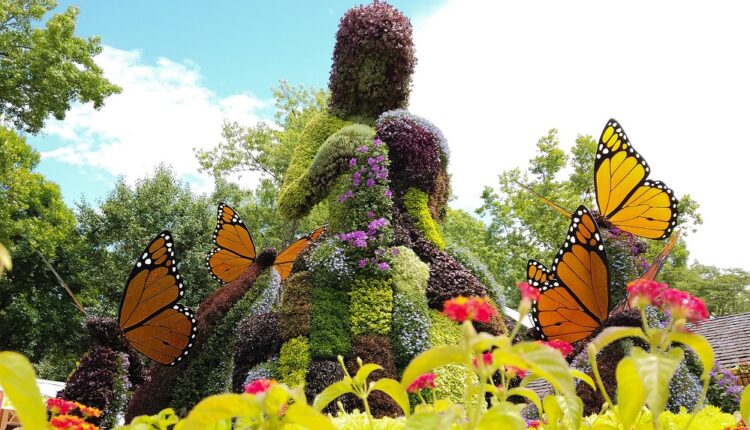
[40,46,269,194]
[410,0,750,270]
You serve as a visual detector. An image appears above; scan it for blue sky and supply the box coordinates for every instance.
[32,0,443,205]
[27,0,750,270]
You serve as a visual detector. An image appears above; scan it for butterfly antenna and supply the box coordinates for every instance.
[640,229,681,281]
[512,180,573,218]
[37,251,87,315]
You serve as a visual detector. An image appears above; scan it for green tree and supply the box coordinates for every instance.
[75,166,216,314]
[196,81,329,244]
[662,264,750,317]
[465,129,702,305]
[0,0,121,133]
[0,127,85,379]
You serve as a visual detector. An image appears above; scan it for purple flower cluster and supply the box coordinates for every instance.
[335,141,394,272]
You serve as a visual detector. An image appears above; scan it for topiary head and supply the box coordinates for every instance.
[328,1,415,122]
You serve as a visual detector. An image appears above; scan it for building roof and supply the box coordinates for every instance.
[688,312,750,369]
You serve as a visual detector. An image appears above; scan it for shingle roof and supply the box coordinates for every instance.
[688,312,750,369]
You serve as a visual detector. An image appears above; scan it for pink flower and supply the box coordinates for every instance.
[244,378,275,395]
[517,282,540,302]
[377,262,390,271]
[349,158,357,168]
[359,259,367,268]
[473,352,493,369]
[527,419,543,428]
[384,188,393,199]
[373,138,383,146]
[366,178,375,187]
[505,366,527,379]
[407,373,437,393]
[662,288,709,322]
[627,279,668,307]
[443,296,497,323]
[357,145,369,153]
[541,339,573,357]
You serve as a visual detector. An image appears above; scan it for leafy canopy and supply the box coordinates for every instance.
[0,0,121,133]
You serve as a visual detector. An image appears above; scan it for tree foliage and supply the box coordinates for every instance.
[0,0,121,133]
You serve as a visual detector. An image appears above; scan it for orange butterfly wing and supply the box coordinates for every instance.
[531,206,610,343]
[272,226,326,282]
[594,119,678,239]
[207,203,256,283]
[640,230,680,281]
[118,231,196,365]
[527,259,554,287]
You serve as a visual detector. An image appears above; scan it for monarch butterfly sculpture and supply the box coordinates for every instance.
[118,231,197,365]
[206,202,326,283]
[528,206,681,343]
[518,118,678,241]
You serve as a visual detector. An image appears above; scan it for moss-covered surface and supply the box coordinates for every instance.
[403,187,445,249]
[278,336,311,387]
[309,124,375,198]
[278,111,350,220]
[310,283,351,360]
[350,278,393,336]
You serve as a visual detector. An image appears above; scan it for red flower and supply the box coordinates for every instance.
[443,296,497,323]
[517,282,540,302]
[46,398,76,415]
[472,352,493,369]
[527,419,543,428]
[505,366,527,379]
[407,373,437,393]
[626,279,667,307]
[244,378,275,395]
[49,414,99,430]
[541,339,574,357]
[662,288,709,322]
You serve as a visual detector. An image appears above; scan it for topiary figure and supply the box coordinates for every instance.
[237,1,504,419]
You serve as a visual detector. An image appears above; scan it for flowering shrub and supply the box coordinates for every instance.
[328,2,415,120]
[390,246,431,368]
[442,296,497,323]
[350,278,394,336]
[707,364,744,412]
[602,227,650,306]
[305,238,354,287]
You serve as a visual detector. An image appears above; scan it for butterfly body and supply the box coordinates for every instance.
[118,231,197,365]
[207,202,326,284]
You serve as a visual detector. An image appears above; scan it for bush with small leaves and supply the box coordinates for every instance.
[278,336,311,387]
[350,278,393,336]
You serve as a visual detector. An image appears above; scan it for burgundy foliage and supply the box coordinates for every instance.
[328,1,415,120]
[376,114,442,192]
[346,335,401,418]
[232,311,282,392]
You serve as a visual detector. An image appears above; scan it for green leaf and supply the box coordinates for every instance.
[741,384,750,424]
[615,357,644,429]
[667,331,715,381]
[285,402,338,430]
[401,345,465,388]
[478,401,526,430]
[543,395,582,430]
[630,347,683,419]
[353,363,383,385]
[543,395,563,427]
[570,369,596,391]
[371,378,410,416]
[178,393,259,430]
[590,327,647,354]
[0,351,47,430]
[506,387,542,412]
[405,411,457,430]
[512,342,576,397]
[313,380,354,411]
